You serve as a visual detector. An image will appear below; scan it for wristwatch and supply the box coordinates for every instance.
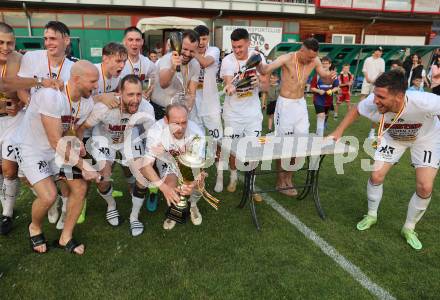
[35,77,44,88]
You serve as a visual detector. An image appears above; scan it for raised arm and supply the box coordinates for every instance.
[315,57,337,80]
[159,51,180,89]
[256,53,289,75]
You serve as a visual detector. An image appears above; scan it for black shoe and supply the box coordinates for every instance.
[0,216,13,235]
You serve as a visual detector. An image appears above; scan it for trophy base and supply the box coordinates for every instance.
[166,204,190,224]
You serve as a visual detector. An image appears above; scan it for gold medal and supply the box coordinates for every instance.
[375,97,406,149]
[65,84,81,136]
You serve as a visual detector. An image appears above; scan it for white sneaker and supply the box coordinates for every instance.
[214,177,223,193]
[48,197,60,224]
[190,206,202,225]
[163,218,176,230]
[56,211,66,230]
[227,180,237,193]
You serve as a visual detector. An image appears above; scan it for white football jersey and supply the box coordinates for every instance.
[358,91,440,142]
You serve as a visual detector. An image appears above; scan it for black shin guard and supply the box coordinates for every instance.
[133,184,148,198]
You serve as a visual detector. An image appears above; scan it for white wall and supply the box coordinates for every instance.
[365,35,426,45]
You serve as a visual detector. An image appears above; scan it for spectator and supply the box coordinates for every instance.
[408,75,424,92]
[406,53,426,88]
[430,55,440,95]
[148,49,158,63]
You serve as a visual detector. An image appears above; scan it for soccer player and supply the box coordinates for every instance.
[150,30,200,120]
[55,42,129,230]
[121,27,156,100]
[335,63,353,119]
[191,25,224,192]
[17,21,75,224]
[138,103,204,230]
[80,75,155,236]
[256,38,336,196]
[310,56,339,136]
[330,69,440,250]
[0,22,23,235]
[12,61,101,254]
[220,28,269,194]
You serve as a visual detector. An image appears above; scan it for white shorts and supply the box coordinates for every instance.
[189,110,223,140]
[1,137,16,162]
[0,112,23,162]
[274,96,309,136]
[155,159,177,179]
[375,136,440,169]
[223,116,262,139]
[89,136,145,167]
[14,144,58,186]
[361,82,374,95]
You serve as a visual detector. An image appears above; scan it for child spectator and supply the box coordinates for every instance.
[335,63,353,119]
[266,72,280,132]
[310,56,339,136]
[408,75,424,92]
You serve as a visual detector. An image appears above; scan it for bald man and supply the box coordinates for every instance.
[12,60,101,255]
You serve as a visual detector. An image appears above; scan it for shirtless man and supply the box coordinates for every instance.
[0,22,24,234]
[257,38,336,196]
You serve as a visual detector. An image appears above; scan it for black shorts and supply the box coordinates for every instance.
[314,104,331,114]
[266,100,277,115]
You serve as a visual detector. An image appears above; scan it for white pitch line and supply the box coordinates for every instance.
[258,191,396,300]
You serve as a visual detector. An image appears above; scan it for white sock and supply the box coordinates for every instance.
[404,193,431,230]
[189,190,202,207]
[2,178,18,217]
[99,186,116,211]
[230,169,237,182]
[216,162,223,180]
[61,196,68,213]
[316,117,325,137]
[214,163,224,192]
[367,179,383,218]
[130,195,144,222]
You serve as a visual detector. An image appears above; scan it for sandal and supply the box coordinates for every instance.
[106,209,122,226]
[130,220,144,237]
[28,223,48,254]
[0,216,13,235]
[55,238,85,255]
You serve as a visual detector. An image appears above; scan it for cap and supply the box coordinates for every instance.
[374,46,384,52]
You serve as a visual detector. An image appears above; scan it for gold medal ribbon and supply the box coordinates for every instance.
[376,97,406,147]
[65,84,81,134]
[295,52,305,85]
[101,64,107,93]
[1,63,6,78]
[128,57,142,76]
[197,180,220,210]
[47,54,66,79]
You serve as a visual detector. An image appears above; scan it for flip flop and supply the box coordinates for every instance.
[54,238,85,255]
[28,223,48,254]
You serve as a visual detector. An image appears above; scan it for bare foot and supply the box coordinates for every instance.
[29,223,47,253]
[59,237,85,255]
